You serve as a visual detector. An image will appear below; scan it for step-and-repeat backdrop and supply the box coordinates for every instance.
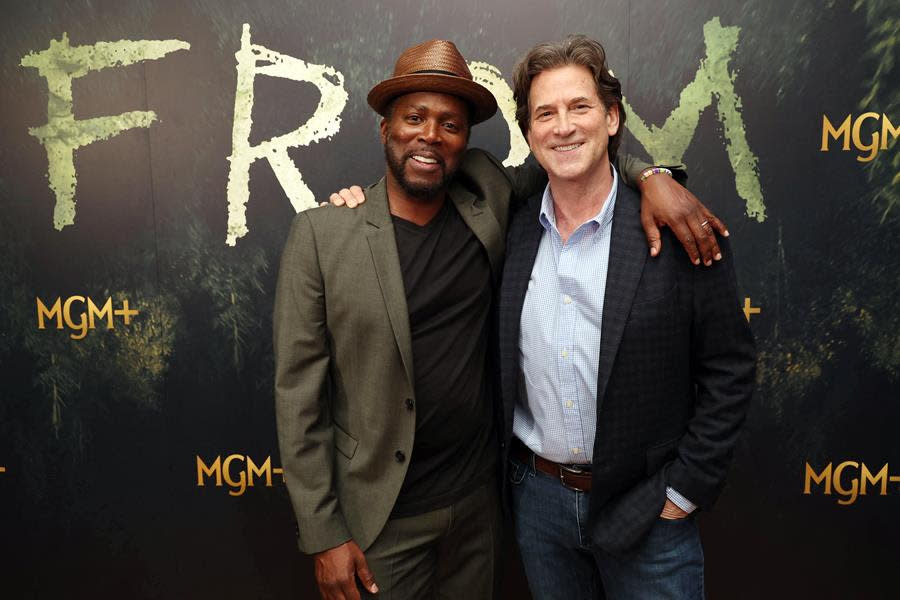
[1,1,897,598]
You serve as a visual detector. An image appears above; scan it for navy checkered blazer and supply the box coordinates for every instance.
[496,177,756,556]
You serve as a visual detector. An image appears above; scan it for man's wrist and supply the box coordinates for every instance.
[638,166,674,184]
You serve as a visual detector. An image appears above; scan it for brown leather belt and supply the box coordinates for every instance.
[511,438,593,492]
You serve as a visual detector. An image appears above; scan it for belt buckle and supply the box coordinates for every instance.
[558,464,590,492]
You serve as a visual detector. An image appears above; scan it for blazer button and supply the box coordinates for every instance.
[395,450,406,463]
[405,398,414,410]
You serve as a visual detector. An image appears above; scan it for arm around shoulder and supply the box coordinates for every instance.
[614,153,687,188]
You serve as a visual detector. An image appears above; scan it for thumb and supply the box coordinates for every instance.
[354,550,378,594]
[640,211,662,257]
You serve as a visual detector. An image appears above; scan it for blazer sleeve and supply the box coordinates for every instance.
[274,211,351,553]
[614,153,688,187]
[666,236,757,509]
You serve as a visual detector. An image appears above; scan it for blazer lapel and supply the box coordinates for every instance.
[499,192,544,422]
[450,182,504,284]
[506,193,544,338]
[596,180,647,410]
[362,180,414,386]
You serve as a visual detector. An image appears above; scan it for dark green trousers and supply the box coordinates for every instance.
[359,481,502,600]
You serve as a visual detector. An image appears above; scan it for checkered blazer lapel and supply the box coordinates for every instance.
[498,192,544,429]
[596,180,648,412]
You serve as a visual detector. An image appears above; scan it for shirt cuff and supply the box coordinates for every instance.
[666,486,697,514]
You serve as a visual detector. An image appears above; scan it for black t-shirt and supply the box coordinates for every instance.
[389,199,496,517]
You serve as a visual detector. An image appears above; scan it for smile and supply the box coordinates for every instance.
[552,143,584,152]
[411,154,439,164]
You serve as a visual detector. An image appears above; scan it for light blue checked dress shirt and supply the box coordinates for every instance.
[514,168,696,513]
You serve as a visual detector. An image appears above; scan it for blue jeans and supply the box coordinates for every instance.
[508,456,705,600]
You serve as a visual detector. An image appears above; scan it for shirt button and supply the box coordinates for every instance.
[572,447,581,455]
[405,398,414,410]
[566,400,574,408]
[395,450,406,463]
[561,349,568,358]
[563,295,572,304]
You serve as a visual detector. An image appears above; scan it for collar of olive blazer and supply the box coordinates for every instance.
[362,177,479,228]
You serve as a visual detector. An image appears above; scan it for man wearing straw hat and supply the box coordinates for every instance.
[275,39,725,600]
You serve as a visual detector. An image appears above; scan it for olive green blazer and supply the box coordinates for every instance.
[274,149,512,553]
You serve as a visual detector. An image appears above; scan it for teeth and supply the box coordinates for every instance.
[412,155,438,164]
[554,143,582,151]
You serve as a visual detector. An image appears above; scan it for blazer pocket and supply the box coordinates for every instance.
[625,286,678,344]
[646,437,680,475]
[630,282,676,310]
[333,422,359,460]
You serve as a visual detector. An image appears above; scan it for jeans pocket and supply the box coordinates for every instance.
[658,515,691,524]
[508,458,527,485]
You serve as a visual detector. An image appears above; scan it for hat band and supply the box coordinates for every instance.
[410,69,466,78]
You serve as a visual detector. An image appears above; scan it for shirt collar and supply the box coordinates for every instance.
[538,166,618,235]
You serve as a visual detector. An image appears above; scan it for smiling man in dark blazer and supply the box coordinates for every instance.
[498,36,756,599]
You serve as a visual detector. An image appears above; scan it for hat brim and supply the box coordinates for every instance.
[367,73,498,125]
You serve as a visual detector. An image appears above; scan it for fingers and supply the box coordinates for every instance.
[660,499,689,519]
[354,552,378,594]
[697,205,727,263]
[659,512,687,520]
[682,188,728,267]
[339,578,362,600]
[668,185,728,266]
[700,216,723,263]
[688,215,718,267]
[314,542,365,600]
[639,208,663,258]
[339,188,358,208]
[674,187,719,266]
[317,580,359,600]
[705,209,729,238]
[320,579,360,600]
[350,186,366,206]
[669,219,701,266]
[317,573,359,600]
[327,186,367,208]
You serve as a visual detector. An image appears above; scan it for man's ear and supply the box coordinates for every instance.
[380,118,388,144]
[606,103,620,137]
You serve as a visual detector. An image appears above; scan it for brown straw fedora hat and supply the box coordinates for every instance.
[367,39,498,124]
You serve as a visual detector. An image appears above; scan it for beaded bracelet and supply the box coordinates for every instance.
[638,166,673,183]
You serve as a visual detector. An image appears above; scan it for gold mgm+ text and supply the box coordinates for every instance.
[804,461,900,506]
[197,455,284,497]
[36,296,138,340]
[821,113,898,162]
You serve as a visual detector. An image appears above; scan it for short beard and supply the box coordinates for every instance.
[383,138,458,200]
